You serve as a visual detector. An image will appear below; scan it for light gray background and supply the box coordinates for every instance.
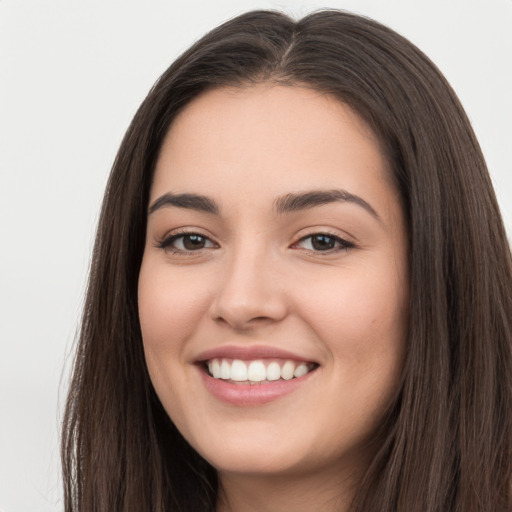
[1,1,511,511]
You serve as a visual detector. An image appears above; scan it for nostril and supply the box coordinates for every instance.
[208,270,288,328]
[213,307,285,330]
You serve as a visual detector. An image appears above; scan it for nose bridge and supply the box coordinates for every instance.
[211,234,286,328]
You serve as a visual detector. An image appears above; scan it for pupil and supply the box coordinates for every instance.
[183,235,205,250]
[312,235,335,251]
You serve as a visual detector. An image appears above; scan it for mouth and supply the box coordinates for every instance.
[202,358,318,384]
[194,345,320,405]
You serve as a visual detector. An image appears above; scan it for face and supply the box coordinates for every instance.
[138,84,409,481]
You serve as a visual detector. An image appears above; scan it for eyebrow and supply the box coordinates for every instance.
[148,188,380,221]
[148,193,219,215]
[274,189,380,220]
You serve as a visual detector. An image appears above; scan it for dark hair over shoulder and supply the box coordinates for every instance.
[62,9,512,512]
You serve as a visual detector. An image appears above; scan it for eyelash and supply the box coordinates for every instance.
[293,232,355,253]
[157,230,216,254]
[157,229,355,255]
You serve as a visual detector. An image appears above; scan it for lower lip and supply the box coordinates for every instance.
[197,366,316,406]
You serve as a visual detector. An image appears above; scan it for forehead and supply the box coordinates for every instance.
[151,84,394,212]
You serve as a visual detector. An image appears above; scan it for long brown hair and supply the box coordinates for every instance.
[62,9,512,511]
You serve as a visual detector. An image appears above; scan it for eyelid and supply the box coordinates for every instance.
[291,230,356,253]
[155,227,356,255]
[156,228,218,254]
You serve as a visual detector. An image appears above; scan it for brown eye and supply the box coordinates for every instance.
[159,232,216,253]
[296,233,354,252]
[311,235,336,251]
[182,234,207,250]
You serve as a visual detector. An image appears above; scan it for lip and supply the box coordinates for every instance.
[194,344,318,364]
[197,364,317,406]
[193,344,319,406]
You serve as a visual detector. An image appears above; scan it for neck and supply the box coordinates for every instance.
[216,464,362,512]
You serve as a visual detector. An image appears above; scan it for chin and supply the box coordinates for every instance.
[204,445,309,476]
[183,419,342,478]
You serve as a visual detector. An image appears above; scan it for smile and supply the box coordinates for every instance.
[194,346,320,405]
[206,358,317,383]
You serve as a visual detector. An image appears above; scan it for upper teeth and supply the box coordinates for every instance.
[207,358,313,382]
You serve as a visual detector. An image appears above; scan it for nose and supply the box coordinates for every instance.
[209,245,288,330]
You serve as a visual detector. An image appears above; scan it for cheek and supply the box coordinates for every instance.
[298,263,408,375]
[137,260,209,425]
[306,265,406,328]
[138,261,210,354]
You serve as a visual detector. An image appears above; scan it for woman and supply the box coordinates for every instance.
[61,9,512,512]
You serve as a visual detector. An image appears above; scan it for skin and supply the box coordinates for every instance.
[138,84,409,512]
